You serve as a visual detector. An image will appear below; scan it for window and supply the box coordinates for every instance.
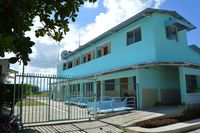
[68,61,73,69]
[97,42,111,58]
[74,57,80,66]
[105,79,115,91]
[103,46,108,55]
[186,75,198,93]
[166,26,178,41]
[63,63,67,70]
[83,51,94,63]
[127,27,142,45]
[83,56,87,63]
[97,49,102,57]
[87,54,91,61]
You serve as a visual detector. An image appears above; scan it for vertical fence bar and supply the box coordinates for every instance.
[48,77,51,121]
[20,74,24,127]
[67,79,70,119]
[13,73,16,116]
[93,79,97,120]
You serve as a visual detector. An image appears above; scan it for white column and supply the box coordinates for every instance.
[179,66,187,104]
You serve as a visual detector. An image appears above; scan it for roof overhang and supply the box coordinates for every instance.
[165,19,195,31]
[79,62,200,79]
[62,8,196,59]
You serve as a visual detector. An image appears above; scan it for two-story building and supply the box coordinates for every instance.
[57,8,200,109]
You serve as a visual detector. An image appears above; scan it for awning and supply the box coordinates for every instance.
[165,19,195,31]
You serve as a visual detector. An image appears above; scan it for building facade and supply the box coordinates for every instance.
[0,59,17,84]
[57,8,200,109]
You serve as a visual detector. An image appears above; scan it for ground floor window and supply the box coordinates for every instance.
[105,79,115,91]
[186,75,199,93]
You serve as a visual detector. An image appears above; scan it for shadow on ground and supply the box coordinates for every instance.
[21,129,41,133]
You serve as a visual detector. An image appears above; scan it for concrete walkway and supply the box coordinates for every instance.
[21,106,183,133]
[100,106,182,127]
[22,121,124,133]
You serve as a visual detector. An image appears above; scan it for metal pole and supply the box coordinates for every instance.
[93,77,97,120]
[20,63,25,127]
[12,73,16,116]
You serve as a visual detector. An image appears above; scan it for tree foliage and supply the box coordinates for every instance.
[0,0,96,65]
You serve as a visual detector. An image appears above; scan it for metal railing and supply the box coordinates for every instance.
[13,73,97,126]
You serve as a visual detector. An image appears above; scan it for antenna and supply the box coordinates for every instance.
[79,33,81,48]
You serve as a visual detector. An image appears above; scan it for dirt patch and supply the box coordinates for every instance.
[136,115,200,128]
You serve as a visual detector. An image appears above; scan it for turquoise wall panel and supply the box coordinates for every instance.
[138,66,180,89]
[58,16,157,76]
[152,13,200,64]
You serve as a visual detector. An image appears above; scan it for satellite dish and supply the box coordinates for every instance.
[61,50,69,60]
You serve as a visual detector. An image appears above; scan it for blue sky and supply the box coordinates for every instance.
[160,0,200,46]
[76,0,200,46]
[9,0,200,74]
[66,0,200,48]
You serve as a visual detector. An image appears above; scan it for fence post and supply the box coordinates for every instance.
[93,78,97,120]
[20,74,24,127]
[48,78,51,121]
[67,79,70,119]
[12,73,16,116]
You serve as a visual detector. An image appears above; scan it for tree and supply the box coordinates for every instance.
[0,0,97,65]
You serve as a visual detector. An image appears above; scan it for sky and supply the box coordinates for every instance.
[8,0,200,75]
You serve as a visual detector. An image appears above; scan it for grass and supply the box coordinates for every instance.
[16,99,47,106]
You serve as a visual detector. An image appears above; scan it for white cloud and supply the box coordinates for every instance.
[13,0,165,74]
[84,0,99,8]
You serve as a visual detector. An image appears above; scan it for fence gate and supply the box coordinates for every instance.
[13,74,97,126]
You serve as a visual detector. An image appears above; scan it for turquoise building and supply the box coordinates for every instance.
[57,8,200,109]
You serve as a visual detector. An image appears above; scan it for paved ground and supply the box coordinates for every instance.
[22,121,124,133]
[188,129,200,133]
[15,98,92,123]
[21,106,183,133]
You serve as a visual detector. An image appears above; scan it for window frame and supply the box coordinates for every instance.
[67,61,73,69]
[74,57,80,66]
[63,62,67,70]
[165,25,178,42]
[96,42,111,58]
[126,26,142,45]
[105,79,115,91]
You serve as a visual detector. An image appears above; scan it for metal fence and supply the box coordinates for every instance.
[13,74,97,126]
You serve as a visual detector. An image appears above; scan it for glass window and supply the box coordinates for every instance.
[97,42,111,58]
[68,61,73,69]
[127,27,142,45]
[186,75,197,93]
[103,46,108,55]
[63,63,67,70]
[87,54,91,61]
[75,57,80,66]
[166,26,178,41]
[105,79,115,91]
[83,56,87,63]
[97,49,102,57]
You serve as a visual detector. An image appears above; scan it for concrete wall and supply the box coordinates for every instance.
[58,12,200,77]
[138,66,180,108]
[152,13,200,64]
[142,89,157,107]
[179,66,200,104]
[58,14,157,76]
[160,89,181,104]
